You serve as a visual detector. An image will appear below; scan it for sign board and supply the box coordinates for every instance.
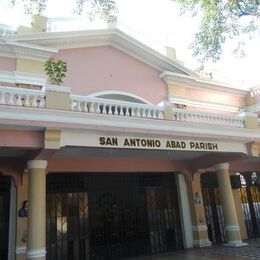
[61,130,248,154]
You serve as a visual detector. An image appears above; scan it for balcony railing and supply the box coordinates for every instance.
[0,86,45,108]
[0,70,248,129]
[71,95,165,120]
[172,108,244,128]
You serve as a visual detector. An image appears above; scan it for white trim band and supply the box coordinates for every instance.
[16,246,26,254]
[225,225,240,232]
[26,248,46,259]
[27,160,47,170]
[214,162,229,171]
[192,225,208,232]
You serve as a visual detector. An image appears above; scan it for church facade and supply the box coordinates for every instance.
[0,18,260,260]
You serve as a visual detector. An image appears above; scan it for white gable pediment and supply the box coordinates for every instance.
[4,28,194,76]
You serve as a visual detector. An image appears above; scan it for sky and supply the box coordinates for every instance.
[0,0,259,88]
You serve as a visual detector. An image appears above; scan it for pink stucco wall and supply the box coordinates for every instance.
[0,130,43,148]
[185,87,245,108]
[56,46,167,104]
[0,56,16,71]
[47,158,186,173]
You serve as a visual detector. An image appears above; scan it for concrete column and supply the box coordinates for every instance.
[26,160,47,260]
[187,172,211,247]
[214,163,247,247]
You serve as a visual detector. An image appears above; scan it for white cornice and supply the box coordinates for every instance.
[4,28,194,75]
[0,40,57,61]
[0,105,260,143]
[161,71,249,96]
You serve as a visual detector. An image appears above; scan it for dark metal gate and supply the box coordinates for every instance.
[239,172,260,238]
[201,173,227,244]
[46,173,183,260]
[0,175,11,260]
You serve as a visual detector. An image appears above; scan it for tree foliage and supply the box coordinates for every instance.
[74,0,118,22]
[8,1,259,63]
[9,0,118,22]
[175,0,259,63]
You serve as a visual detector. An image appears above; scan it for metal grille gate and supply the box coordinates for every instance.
[201,173,227,244]
[239,172,260,238]
[46,173,183,260]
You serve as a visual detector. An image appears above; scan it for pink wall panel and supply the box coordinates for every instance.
[0,130,43,148]
[185,87,244,107]
[47,158,185,173]
[56,46,167,104]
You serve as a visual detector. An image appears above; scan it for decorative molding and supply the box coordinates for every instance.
[88,90,152,105]
[192,225,208,232]
[16,246,26,254]
[0,40,57,61]
[26,248,46,259]
[223,241,248,247]
[27,160,47,170]
[225,225,240,232]
[4,28,194,75]
[161,71,249,96]
[193,239,212,248]
[214,162,229,171]
[169,95,239,113]
[44,84,71,93]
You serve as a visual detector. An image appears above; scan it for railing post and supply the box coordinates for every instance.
[163,101,173,120]
[239,112,258,129]
[45,85,71,111]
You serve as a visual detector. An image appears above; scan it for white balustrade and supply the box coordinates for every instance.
[173,109,244,128]
[0,78,247,129]
[0,86,45,108]
[70,95,164,120]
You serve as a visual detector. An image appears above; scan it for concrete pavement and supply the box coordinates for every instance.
[124,238,260,259]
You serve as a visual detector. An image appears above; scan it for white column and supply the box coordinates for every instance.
[26,160,47,260]
[177,174,193,248]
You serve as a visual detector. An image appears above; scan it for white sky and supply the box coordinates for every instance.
[0,0,259,87]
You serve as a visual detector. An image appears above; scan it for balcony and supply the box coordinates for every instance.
[0,70,250,130]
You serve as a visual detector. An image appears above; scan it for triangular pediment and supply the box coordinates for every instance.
[4,28,194,76]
